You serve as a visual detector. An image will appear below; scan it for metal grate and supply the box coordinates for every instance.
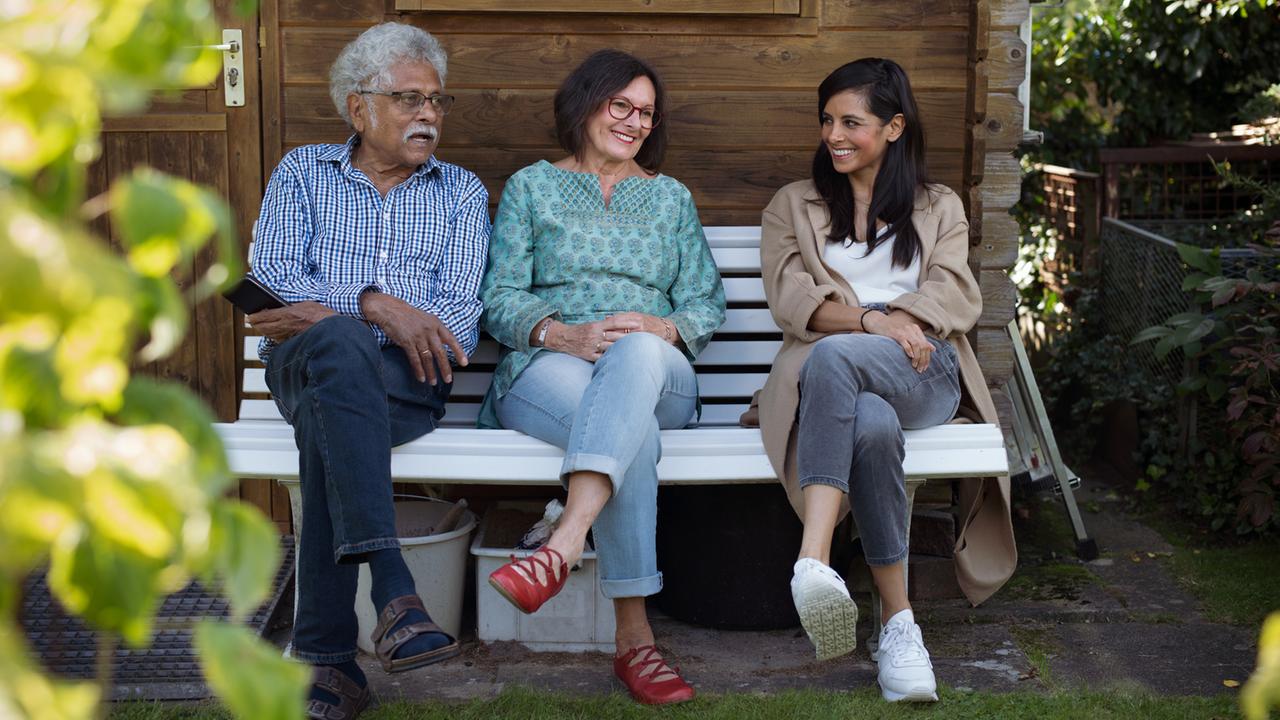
[20,536,295,700]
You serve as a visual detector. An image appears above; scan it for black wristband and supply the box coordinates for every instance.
[857,306,873,330]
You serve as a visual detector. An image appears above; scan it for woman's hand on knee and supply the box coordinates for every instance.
[863,310,933,373]
[548,316,643,362]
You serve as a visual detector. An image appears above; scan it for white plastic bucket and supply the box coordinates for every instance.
[354,496,476,654]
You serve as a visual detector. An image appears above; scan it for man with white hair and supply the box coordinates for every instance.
[245,22,489,719]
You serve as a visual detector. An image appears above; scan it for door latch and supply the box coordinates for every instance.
[220,29,244,107]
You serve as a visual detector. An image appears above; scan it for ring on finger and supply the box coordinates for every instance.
[420,349,431,355]
[595,341,603,352]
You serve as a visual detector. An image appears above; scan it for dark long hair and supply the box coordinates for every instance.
[554,49,669,173]
[811,58,929,268]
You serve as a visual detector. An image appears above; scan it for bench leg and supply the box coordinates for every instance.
[866,478,922,659]
[280,479,303,658]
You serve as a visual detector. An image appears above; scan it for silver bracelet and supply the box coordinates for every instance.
[534,318,553,347]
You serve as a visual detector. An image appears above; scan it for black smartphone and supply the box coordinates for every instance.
[222,275,290,314]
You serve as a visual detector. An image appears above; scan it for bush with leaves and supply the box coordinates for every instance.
[1028,0,1280,167]
[1134,239,1280,533]
[0,2,307,719]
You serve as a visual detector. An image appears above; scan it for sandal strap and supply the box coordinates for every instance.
[307,666,368,720]
[372,594,426,642]
[374,620,446,659]
[508,547,565,586]
[623,645,676,678]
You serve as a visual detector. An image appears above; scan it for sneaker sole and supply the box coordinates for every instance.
[880,685,938,703]
[794,579,858,661]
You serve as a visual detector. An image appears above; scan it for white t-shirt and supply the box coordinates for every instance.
[822,226,921,304]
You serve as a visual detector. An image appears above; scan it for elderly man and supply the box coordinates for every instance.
[246,22,489,719]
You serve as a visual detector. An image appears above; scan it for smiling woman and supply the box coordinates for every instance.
[478,48,726,707]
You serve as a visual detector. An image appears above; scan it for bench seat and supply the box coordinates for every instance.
[218,423,1008,485]
[213,225,1009,649]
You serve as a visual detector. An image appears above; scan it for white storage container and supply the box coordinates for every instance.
[354,497,476,654]
[471,505,616,652]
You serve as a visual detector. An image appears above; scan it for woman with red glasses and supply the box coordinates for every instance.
[478,49,726,705]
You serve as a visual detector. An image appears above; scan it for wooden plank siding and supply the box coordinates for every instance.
[251,0,1030,522]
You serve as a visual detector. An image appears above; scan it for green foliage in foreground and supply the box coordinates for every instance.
[111,686,1243,720]
[0,1,307,718]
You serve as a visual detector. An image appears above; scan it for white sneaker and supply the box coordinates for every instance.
[875,609,938,702]
[789,558,858,661]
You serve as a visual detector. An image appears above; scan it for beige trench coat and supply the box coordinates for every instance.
[758,179,1016,606]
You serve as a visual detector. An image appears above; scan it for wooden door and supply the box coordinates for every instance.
[86,1,275,518]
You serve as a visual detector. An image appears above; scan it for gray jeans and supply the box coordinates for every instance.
[797,332,961,565]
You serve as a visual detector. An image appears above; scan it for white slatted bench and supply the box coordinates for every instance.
[213,226,1009,642]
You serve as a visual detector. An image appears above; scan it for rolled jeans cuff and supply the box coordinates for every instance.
[293,647,359,665]
[864,545,909,567]
[334,536,401,564]
[798,474,850,494]
[600,572,663,599]
[561,452,623,494]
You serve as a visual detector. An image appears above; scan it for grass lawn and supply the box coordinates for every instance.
[1165,539,1280,627]
[1137,506,1280,627]
[111,686,1243,720]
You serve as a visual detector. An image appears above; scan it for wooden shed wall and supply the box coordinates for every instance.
[247,0,1028,523]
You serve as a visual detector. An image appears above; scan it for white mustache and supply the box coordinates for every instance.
[402,124,438,142]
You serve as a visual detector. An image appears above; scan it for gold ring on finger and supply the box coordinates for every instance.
[420,349,431,355]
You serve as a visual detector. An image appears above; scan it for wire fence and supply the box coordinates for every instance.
[1099,217,1280,387]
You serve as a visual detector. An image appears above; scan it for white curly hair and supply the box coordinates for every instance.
[329,22,449,127]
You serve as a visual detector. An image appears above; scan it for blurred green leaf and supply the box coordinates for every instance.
[0,625,101,720]
[47,524,170,647]
[111,170,231,281]
[204,501,282,620]
[117,379,232,497]
[196,622,308,720]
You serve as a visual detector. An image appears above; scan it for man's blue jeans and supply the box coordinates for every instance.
[493,332,698,599]
[265,315,449,664]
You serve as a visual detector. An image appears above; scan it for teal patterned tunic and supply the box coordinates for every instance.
[479,160,726,427]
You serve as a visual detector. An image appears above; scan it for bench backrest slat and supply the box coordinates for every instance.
[239,227,776,428]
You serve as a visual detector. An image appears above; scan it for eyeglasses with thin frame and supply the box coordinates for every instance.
[359,90,456,116]
[606,96,660,129]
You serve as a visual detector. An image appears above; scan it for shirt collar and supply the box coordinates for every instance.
[321,134,440,181]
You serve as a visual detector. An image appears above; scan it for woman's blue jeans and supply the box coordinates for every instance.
[494,332,698,599]
[265,315,449,664]
[796,333,961,566]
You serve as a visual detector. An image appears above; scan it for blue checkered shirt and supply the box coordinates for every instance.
[250,136,491,362]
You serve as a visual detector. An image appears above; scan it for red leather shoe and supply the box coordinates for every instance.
[613,645,696,705]
[487,547,568,614]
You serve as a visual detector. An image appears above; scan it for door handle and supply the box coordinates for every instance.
[218,30,244,107]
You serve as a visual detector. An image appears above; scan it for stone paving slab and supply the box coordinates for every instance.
[344,466,1261,706]
[1039,621,1257,695]
[364,616,1037,703]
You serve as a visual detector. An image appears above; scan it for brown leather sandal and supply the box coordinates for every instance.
[306,665,370,720]
[370,595,460,673]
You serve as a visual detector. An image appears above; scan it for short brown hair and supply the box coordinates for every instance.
[553,49,669,173]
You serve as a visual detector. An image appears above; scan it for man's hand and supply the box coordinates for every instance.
[547,316,644,362]
[361,292,467,385]
[862,309,934,372]
[246,301,335,343]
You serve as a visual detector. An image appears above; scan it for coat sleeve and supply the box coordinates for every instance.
[886,190,982,337]
[760,190,843,343]
[479,170,560,353]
